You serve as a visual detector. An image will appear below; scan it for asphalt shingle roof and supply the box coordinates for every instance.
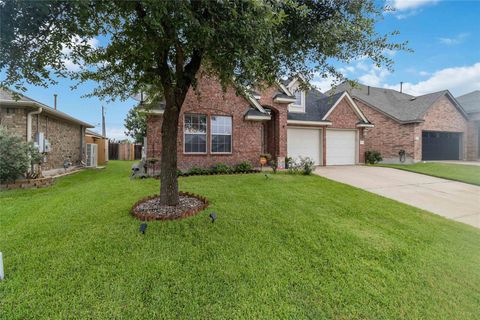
[456,90,480,114]
[326,82,458,123]
[287,89,344,122]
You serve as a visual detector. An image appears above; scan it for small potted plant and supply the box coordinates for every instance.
[259,153,271,167]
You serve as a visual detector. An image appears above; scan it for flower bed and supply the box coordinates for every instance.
[131,192,209,221]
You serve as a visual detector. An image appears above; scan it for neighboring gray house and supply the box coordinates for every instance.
[0,88,94,171]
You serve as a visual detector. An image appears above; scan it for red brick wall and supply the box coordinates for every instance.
[467,112,480,160]
[357,100,416,163]
[358,95,469,163]
[146,75,264,171]
[415,95,468,160]
[258,86,289,159]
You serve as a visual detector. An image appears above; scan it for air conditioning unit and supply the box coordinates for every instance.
[86,143,98,167]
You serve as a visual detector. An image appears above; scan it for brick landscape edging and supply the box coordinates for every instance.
[131,191,209,221]
[0,177,55,190]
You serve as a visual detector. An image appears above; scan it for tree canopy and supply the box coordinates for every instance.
[124,107,147,144]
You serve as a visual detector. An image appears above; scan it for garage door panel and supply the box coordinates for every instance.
[287,128,321,165]
[326,130,356,165]
[422,131,461,160]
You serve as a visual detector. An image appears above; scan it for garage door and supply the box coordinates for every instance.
[422,131,461,160]
[287,128,321,165]
[326,130,357,165]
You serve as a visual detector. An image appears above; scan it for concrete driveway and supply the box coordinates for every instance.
[315,166,480,228]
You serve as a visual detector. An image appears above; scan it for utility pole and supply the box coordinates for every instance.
[102,106,106,137]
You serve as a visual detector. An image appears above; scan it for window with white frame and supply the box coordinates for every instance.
[184,114,207,153]
[211,116,232,153]
[288,82,305,112]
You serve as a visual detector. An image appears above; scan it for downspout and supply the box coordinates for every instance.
[27,107,43,142]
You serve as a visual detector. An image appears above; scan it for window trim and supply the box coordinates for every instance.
[183,113,208,155]
[210,115,233,154]
[288,86,306,113]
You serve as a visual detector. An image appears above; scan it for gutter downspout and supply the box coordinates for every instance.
[27,107,43,142]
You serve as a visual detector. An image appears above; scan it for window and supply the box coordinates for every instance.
[294,90,302,106]
[184,114,207,153]
[211,116,232,153]
[288,83,305,113]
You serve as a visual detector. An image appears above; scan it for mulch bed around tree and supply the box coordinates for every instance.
[131,192,209,221]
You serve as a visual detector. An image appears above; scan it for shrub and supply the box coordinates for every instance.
[299,156,315,175]
[365,150,383,165]
[187,166,208,175]
[211,163,232,174]
[0,126,42,183]
[285,156,293,169]
[269,157,278,174]
[235,161,253,172]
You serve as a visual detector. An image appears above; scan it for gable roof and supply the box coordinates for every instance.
[0,88,94,128]
[326,82,468,123]
[287,89,371,125]
[456,90,480,114]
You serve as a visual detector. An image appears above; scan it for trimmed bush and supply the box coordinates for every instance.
[365,150,383,165]
[0,126,42,183]
[235,161,253,172]
[211,163,233,174]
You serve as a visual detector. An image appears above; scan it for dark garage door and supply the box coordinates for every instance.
[422,131,461,160]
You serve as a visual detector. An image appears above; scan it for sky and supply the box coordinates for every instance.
[4,0,480,140]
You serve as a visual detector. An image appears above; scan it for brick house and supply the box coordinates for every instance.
[327,83,472,163]
[144,74,373,171]
[0,88,94,171]
[456,90,480,160]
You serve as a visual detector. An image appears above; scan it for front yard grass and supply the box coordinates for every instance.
[1,161,479,319]
[379,162,480,186]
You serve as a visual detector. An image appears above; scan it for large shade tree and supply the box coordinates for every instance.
[0,0,405,205]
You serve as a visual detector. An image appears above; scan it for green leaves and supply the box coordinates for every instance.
[1,0,406,99]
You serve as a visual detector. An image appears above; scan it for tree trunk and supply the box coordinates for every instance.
[159,99,181,206]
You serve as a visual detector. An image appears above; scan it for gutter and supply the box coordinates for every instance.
[287,119,332,126]
[27,107,42,142]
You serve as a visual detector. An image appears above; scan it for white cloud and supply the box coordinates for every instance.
[358,66,391,87]
[419,71,430,77]
[383,62,480,96]
[62,36,99,71]
[438,33,469,46]
[107,126,129,141]
[388,0,439,11]
[387,0,439,19]
[383,49,397,57]
[311,74,338,92]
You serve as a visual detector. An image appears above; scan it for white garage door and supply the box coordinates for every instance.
[287,128,321,165]
[326,130,357,165]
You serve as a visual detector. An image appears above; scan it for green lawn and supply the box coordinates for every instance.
[379,162,480,186]
[1,161,479,319]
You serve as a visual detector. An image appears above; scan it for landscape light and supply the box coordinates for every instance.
[139,223,147,234]
[209,212,217,223]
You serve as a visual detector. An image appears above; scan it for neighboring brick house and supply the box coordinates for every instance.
[0,88,94,171]
[456,90,480,160]
[327,83,471,163]
[144,74,373,171]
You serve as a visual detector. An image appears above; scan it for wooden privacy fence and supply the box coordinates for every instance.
[108,142,142,160]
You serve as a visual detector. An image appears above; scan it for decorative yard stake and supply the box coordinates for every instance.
[139,223,147,234]
[0,252,4,280]
[209,212,217,223]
